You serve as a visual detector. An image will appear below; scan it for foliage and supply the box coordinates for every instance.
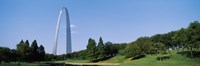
[45,53,56,61]
[86,38,97,60]
[56,21,200,61]
[122,37,155,58]
[2,21,200,63]
[15,40,45,62]
[0,47,15,63]
[97,37,105,59]
[62,37,127,61]
[123,42,141,58]
[16,40,31,62]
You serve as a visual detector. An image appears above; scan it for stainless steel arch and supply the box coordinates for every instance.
[53,7,71,55]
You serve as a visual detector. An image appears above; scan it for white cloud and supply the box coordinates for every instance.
[60,24,78,34]
[70,24,77,28]
[70,24,78,34]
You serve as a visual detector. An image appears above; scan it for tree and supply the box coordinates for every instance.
[124,42,141,58]
[135,37,153,54]
[25,40,30,46]
[45,54,56,61]
[154,42,165,61]
[16,40,31,62]
[122,37,167,58]
[0,47,12,63]
[86,38,97,60]
[104,42,112,56]
[172,28,187,53]
[104,42,115,56]
[97,37,105,59]
[186,21,200,57]
[151,31,176,50]
[1,40,46,63]
[104,42,127,56]
[19,40,24,44]
[30,40,39,62]
[76,50,87,60]
[10,49,18,62]
[154,42,165,54]
[38,45,45,61]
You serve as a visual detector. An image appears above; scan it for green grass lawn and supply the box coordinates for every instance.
[120,54,200,66]
[56,50,200,66]
[98,55,127,63]
[100,50,200,66]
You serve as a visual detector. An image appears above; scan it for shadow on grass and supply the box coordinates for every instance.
[90,56,114,62]
[178,51,200,58]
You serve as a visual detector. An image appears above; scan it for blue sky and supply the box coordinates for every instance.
[0,0,200,55]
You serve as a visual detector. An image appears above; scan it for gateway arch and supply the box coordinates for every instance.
[53,7,72,55]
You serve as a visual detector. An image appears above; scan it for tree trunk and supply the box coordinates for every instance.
[159,51,162,62]
[190,47,193,58]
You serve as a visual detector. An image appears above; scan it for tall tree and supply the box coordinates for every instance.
[104,42,113,56]
[124,42,141,58]
[172,28,187,52]
[38,45,45,61]
[86,38,97,60]
[19,40,24,44]
[97,37,105,59]
[135,37,153,54]
[25,40,30,46]
[16,40,31,62]
[186,21,200,57]
[30,40,39,62]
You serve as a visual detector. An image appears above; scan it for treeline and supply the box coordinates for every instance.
[0,47,17,63]
[1,21,199,63]
[0,40,45,63]
[54,21,200,61]
[120,21,200,58]
[55,37,127,61]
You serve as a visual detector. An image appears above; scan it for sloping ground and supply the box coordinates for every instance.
[101,54,200,66]
[43,50,200,66]
[98,55,126,63]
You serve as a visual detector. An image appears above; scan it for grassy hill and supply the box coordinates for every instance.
[100,51,200,66]
[62,50,200,66]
